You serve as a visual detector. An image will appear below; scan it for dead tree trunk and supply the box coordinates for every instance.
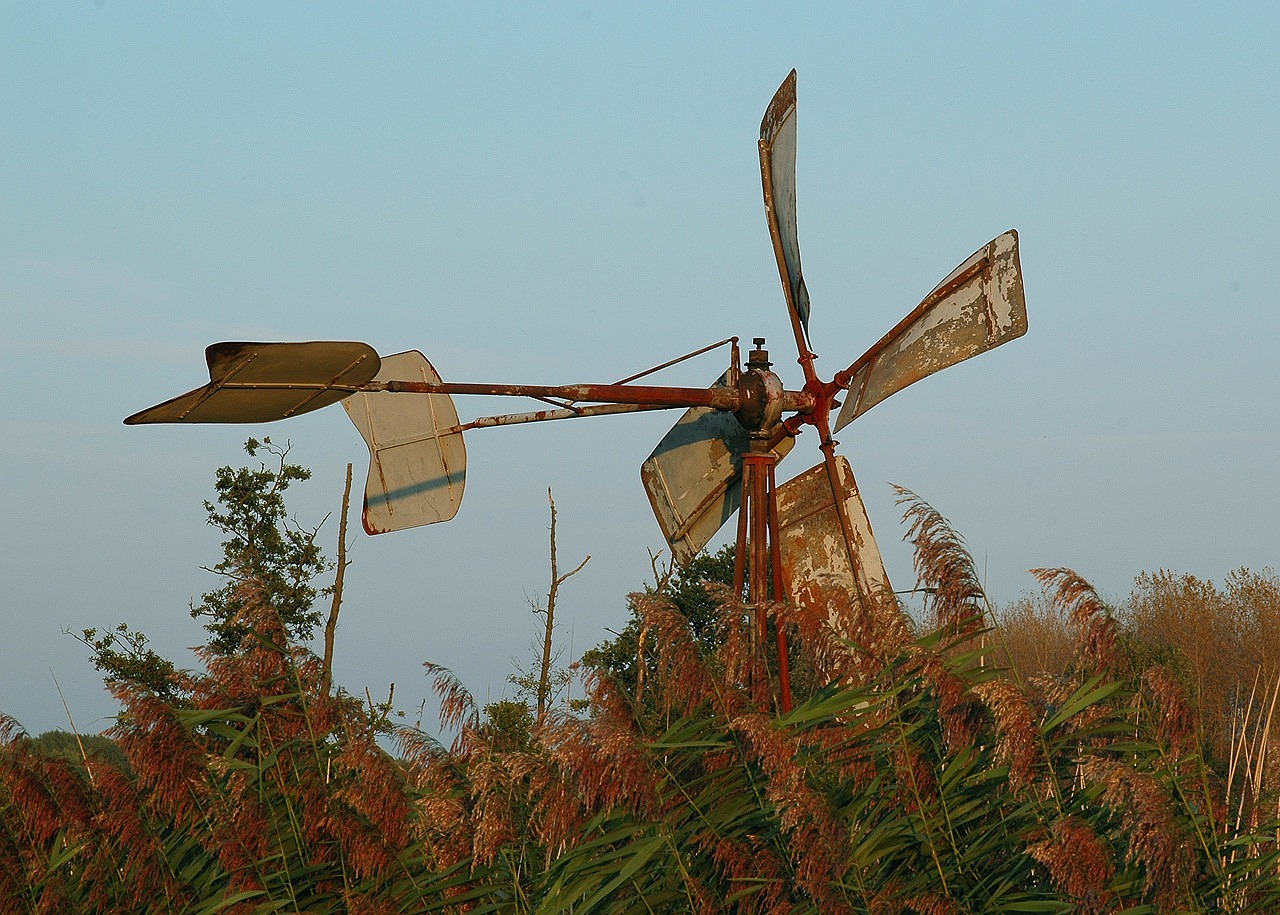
[537,488,589,723]
[322,463,353,695]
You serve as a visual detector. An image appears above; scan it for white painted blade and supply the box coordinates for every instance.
[342,351,466,534]
[834,230,1027,431]
[759,69,811,338]
[640,374,793,564]
[777,456,894,635]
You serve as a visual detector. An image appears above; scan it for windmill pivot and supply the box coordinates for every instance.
[734,337,785,434]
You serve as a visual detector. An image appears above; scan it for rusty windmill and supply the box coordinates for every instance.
[127,72,1027,712]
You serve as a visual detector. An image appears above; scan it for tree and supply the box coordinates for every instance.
[25,730,130,773]
[580,543,736,697]
[993,592,1075,683]
[80,438,341,699]
[191,437,332,655]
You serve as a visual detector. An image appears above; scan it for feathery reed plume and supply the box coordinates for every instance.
[903,893,961,915]
[0,715,25,747]
[518,743,585,860]
[785,587,862,685]
[902,646,986,752]
[702,588,772,713]
[0,802,29,910]
[785,580,909,692]
[1141,664,1197,762]
[993,592,1074,683]
[730,711,851,912]
[546,705,658,821]
[972,678,1043,791]
[423,662,480,750]
[393,726,446,768]
[88,761,184,912]
[1083,756,1192,907]
[108,683,211,831]
[707,832,789,914]
[895,486,987,638]
[329,737,412,878]
[0,714,34,908]
[0,749,64,852]
[633,594,726,718]
[464,755,519,865]
[339,890,401,915]
[1032,568,1118,674]
[1025,816,1116,915]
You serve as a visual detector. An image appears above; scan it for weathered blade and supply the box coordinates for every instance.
[834,229,1027,431]
[641,374,794,564]
[777,456,893,632]
[342,351,466,534]
[760,69,811,339]
[124,341,380,425]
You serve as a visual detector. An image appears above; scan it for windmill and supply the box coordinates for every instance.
[126,71,1027,712]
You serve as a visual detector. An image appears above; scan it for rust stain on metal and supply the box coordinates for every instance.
[776,457,893,638]
[833,230,1026,431]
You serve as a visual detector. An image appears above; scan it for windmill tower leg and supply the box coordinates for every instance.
[732,438,794,713]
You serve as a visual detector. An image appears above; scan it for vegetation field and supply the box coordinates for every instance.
[5,442,1280,913]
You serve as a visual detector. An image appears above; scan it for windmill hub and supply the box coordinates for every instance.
[734,337,785,435]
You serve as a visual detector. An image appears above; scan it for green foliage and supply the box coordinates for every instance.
[74,438,332,700]
[26,730,130,773]
[480,699,536,753]
[193,437,332,654]
[76,622,184,701]
[581,544,736,694]
[507,658,574,715]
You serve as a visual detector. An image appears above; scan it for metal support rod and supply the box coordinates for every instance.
[377,379,816,413]
[767,458,793,713]
[380,379,745,409]
[736,444,794,714]
[612,336,738,386]
[817,431,872,619]
[173,373,817,414]
[442,402,670,435]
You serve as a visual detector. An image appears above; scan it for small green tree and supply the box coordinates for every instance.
[80,438,335,698]
[77,622,185,701]
[581,544,735,697]
[192,437,332,654]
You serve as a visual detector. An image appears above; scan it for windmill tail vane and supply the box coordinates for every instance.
[126,71,1028,714]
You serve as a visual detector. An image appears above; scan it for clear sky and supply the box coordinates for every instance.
[3,2,1277,736]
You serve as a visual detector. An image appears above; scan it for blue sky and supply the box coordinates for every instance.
[3,2,1277,736]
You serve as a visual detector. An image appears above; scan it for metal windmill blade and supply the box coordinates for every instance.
[833,229,1026,432]
[124,341,380,425]
[759,69,811,344]
[342,351,467,534]
[757,70,894,629]
[775,457,892,627]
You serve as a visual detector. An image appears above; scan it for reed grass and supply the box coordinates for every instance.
[4,495,1280,911]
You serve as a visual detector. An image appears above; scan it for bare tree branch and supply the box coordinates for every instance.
[538,487,589,723]
[322,463,353,695]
